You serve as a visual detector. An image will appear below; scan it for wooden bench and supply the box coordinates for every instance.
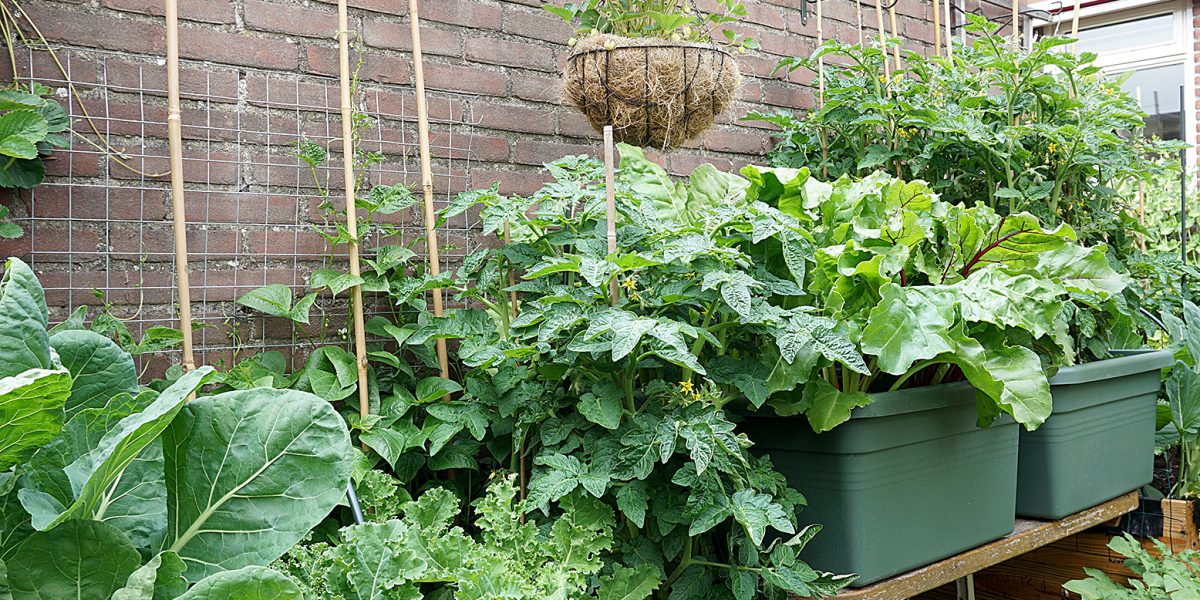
[826,491,1140,600]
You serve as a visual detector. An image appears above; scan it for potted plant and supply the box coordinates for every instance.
[728,166,1126,586]
[545,0,757,148]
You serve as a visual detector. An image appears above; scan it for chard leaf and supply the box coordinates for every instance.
[946,326,1051,429]
[861,283,955,375]
[7,519,140,600]
[163,388,353,581]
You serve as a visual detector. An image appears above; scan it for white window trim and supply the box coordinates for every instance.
[1030,0,1194,162]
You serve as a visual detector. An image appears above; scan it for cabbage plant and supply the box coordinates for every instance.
[0,257,354,599]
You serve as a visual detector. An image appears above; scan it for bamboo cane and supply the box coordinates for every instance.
[604,126,618,306]
[335,0,370,421]
[856,0,865,45]
[875,0,891,83]
[888,0,901,70]
[409,0,450,380]
[1012,0,1021,44]
[933,0,942,56]
[164,0,196,375]
[817,0,829,179]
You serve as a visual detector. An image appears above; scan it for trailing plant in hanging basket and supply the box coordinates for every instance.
[546,0,757,148]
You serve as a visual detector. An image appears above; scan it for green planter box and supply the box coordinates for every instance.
[742,382,1018,586]
[1016,349,1173,520]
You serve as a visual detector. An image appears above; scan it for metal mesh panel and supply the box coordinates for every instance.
[3,43,480,375]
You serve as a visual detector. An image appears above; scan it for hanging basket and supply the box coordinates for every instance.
[563,34,741,149]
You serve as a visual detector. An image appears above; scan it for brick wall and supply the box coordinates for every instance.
[0,0,935,371]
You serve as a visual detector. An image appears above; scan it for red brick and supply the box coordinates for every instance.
[669,153,733,176]
[244,0,338,39]
[245,74,340,111]
[429,132,509,162]
[762,82,814,109]
[513,73,564,103]
[185,193,302,225]
[105,60,240,103]
[305,46,411,85]
[22,4,164,55]
[701,127,767,155]
[559,110,599,139]
[423,61,509,97]
[474,101,557,135]
[110,146,240,186]
[421,1,503,28]
[103,0,235,24]
[362,20,463,58]
[504,6,573,44]
[26,184,168,222]
[513,139,596,166]
[466,37,556,72]
[179,27,300,71]
[470,167,551,196]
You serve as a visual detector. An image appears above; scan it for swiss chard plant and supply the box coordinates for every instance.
[0,257,355,599]
[749,15,1184,255]
[734,165,1128,432]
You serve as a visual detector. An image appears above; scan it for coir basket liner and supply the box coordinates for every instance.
[563,34,741,149]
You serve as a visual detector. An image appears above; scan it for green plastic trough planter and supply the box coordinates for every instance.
[1015,349,1173,520]
[742,382,1019,587]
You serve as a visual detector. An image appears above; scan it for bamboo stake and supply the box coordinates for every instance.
[604,126,618,306]
[1012,0,1020,44]
[335,0,370,421]
[888,0,901,70]
[410,0,450,380]
[856,0,865,44]
[816,0,825,101]
[164,0,196,375]
[933,0,942,57]
[875,0,891,83]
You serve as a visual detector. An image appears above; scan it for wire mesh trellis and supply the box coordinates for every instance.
[0,43,482,376]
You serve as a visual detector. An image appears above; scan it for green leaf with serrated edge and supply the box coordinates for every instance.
[0,368,69,472]
[615,479,649,528]
[524,255,581,279]
[310,268,364,297]
[861,283,955,375]
[596,564,661,600]
[0,258,52,378]
[803,378,872,433]
[27,367,210,531]
[175,566,304,600]
[580,256,618,288]
[579,381,623,429]
[7,520,140,600]
[51,330,138,419]
[163,388,352,581]
[414,376,462,403]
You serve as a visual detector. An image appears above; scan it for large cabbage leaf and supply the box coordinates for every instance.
[163,387,353,581]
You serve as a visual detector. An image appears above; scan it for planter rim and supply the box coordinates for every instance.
[1048,349,1173,386]
[566,35,734,60]
[845,380,977,420]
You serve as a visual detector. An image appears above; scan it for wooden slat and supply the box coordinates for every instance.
[830,492,1140,600]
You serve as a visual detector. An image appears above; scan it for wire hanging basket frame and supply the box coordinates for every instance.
[563,36,741,149]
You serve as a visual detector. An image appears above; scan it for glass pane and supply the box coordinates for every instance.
[1116,63,1184,140]
[1076,13,1174,55]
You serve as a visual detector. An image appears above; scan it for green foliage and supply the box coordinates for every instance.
[0,84,69,192]
[738,165,1123,430]
[235,284,317,325]
[0,261,352,598]
[1065,534,1200,598]
[749,15,1184,255]
[544,0,758,49]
